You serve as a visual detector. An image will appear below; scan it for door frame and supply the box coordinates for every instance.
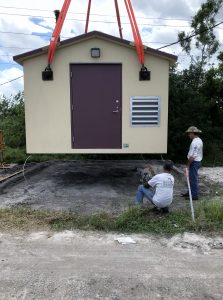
[69,63,122,149]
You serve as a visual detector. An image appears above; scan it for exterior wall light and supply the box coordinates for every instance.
[139,66,150,81]
[91,48,100,58]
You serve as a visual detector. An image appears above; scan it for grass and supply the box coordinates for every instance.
[3,147,27,164]
[3,147,85,164]
[3,147,157,165]
[0,200,223,235]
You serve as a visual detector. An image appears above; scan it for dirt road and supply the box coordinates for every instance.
[0,231,223,300]
[1,161,223,299]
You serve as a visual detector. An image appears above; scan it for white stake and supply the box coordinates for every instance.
[185,168,195,222]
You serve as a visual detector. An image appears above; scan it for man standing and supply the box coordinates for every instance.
[135,161,174,213]
[182,126,203,200]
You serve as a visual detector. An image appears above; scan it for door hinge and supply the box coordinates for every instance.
[72,136,74,143]
[71,104,74,110]
[70,71,72,78]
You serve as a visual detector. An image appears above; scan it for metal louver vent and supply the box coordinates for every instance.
[130,96,160,126]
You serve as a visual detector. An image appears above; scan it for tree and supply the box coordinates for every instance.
[0,92,26,148]
[167,0,223,165]
[178,0,223,83]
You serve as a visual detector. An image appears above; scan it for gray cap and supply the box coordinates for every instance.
[185,126,202,133]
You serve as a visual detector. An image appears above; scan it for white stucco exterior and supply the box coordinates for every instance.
[15,32,176,154]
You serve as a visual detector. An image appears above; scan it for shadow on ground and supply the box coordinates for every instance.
[0,160,218,214]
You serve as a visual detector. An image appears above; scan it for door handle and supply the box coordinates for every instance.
[113,106,119,113]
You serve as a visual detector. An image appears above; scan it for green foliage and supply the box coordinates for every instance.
[168,64,223,164]
[1,200,223,234]
[1,0,223,165]
[167,1,223,165]
[178,0,223,66]
[0,92,25,148]
[3,147,27,164]
[195,200,223,231]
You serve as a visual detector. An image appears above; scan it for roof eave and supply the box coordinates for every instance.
[13,30,177,65]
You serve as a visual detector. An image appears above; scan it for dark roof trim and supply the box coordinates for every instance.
[13,30,177,64]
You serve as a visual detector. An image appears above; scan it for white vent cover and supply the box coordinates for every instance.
[130,96,160,126]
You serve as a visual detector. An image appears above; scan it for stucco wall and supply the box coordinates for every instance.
[23,37,170,153]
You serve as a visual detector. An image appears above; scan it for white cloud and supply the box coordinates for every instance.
[0,67,23,97]
[132,0,204,19]
[0,0,222,96]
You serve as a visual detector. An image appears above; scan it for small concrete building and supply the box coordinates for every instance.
[14,31,177,154]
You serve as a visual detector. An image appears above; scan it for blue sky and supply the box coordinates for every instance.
[0,0,223,97]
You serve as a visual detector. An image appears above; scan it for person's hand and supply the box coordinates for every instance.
[147,164,155,176]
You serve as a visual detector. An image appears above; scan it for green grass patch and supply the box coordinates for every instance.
[1,200,223,235]
[3,147,85,164]
[194,199,223,232]
[4,147,27,164]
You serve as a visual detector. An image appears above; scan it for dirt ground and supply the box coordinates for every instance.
[0,160,223,300]
[0,230,223,300]
[0,160,220,213]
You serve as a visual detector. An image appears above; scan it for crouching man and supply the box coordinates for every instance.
[135,161,174,213]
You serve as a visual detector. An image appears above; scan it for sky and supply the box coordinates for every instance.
[0,0,223,97]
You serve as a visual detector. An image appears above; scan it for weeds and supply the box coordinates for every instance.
[194,199,223,232]
[0,199,223,235]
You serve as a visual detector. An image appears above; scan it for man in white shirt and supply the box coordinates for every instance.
[135,161,174,213]
[181,126,203,200]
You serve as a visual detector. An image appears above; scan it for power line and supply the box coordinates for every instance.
[0,31,51,36]
[0,38,200,51]
[0,46,34,50]
[0,76,23,86]
[0,12,222,32]
[0,40,199,55]
[0,5,52,12]
[0,5,192,22]
[0,23,222,54]
[157,20,223,50]
[0,29,188,39]
[0,12,192,27]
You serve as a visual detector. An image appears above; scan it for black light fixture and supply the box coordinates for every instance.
[91,48,100,58]
[139,65,150,81]
[42,65,53,81]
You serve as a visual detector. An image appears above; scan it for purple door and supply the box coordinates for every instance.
[70,64,122,149]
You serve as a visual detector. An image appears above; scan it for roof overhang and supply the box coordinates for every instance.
[13,30,177,66]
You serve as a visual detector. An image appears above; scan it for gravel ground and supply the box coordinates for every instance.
[0,231,223,300]
[0,161,223,300]
[199,167,223,185]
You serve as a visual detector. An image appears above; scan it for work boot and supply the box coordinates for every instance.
[160,207,169,214]
[150,206,160,214]
[185,196,199,201]
[181,192,189,197]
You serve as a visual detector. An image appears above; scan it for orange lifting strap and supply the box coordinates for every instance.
[47,0,72,66]
[43,0,149,81]
[47,0,144,65]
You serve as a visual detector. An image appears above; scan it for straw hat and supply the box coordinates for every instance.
[185,126,202,133]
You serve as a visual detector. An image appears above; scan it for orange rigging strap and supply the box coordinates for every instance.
[48,0,72,65]
[43,0,149,81]
[124,0,144,65]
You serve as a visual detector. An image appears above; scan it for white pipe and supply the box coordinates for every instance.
[22,155,32,182]
[185,167,195,222]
